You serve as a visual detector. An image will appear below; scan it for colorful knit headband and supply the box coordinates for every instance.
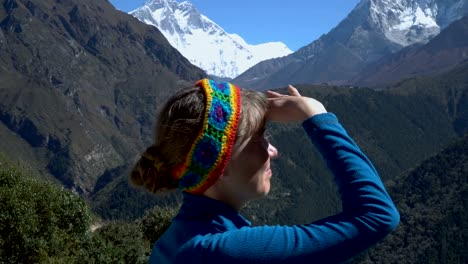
[172,79,242,194]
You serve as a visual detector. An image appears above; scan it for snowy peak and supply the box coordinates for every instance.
[364,0,468,46]
[135,0,197,35]
[130,0,292,78]
[233,0,467,89]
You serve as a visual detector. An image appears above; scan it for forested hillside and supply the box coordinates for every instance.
[349,135,468,263]
[0,155,176,263]
[3,134,466,263]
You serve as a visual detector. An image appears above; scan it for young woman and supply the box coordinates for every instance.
[131,79,399,263]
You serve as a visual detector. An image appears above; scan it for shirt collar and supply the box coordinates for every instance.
[178,192,251,230]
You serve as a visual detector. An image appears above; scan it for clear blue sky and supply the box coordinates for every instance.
[109,0,361,51]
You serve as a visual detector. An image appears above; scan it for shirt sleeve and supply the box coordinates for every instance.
[181,113,400,264]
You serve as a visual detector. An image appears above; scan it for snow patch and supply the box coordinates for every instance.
[368,0,447,46]
[391,6,438,31]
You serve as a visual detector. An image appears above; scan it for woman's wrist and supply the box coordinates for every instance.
[301,98,327,119]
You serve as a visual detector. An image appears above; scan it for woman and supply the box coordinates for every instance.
[131,79,399,263]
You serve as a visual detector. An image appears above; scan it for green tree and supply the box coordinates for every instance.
[86,221,150,264]
[138,205,178,245]
[0,164,92,263]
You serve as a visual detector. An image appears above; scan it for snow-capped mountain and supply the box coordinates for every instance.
[350,14,468,88]
[233,0,468,89]
[365,0,468,46]
[130,0,292,78]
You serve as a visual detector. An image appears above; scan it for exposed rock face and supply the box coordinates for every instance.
[0,0,205,193]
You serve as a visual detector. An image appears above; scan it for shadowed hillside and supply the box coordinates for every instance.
[0,0,206,194]
[349,134,468,264]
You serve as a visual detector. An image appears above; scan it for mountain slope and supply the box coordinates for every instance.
[129,0,292,78]
[349,134,468,264]
[92,59,468,221]
[0,0,205,193]
[233,0,468,90]
[352,15,468,88]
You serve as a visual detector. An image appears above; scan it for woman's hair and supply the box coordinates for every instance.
[130,86,267,193]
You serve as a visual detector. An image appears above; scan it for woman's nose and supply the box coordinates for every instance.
[268,143,278,159]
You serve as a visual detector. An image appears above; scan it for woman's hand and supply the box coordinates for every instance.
[266,85,327,122]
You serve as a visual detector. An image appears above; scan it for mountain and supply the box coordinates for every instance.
[349,134,468,264]
[2,0,467,232]
[233,0,468,90]
[129,0,293,79]
[0,0,205,194]
[92,60,468,221]
[352,15,468,88]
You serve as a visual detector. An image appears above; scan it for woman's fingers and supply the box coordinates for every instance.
[288,85,301,96]
[266,85,327,122]
[266,90,286,98]
[266,85,301,98]
[267,85,301,98]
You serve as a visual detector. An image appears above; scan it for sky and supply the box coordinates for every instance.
[109,0,361,51]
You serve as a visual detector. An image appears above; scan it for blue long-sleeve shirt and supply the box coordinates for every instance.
[149,113,400,263]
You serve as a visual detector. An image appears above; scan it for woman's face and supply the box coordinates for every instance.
[223,127,278,200]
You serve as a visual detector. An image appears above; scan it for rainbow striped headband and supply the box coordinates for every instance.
[172,79,241,194]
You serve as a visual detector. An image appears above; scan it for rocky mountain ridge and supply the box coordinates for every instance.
[352,14,468,87]
[233,0,468,90]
